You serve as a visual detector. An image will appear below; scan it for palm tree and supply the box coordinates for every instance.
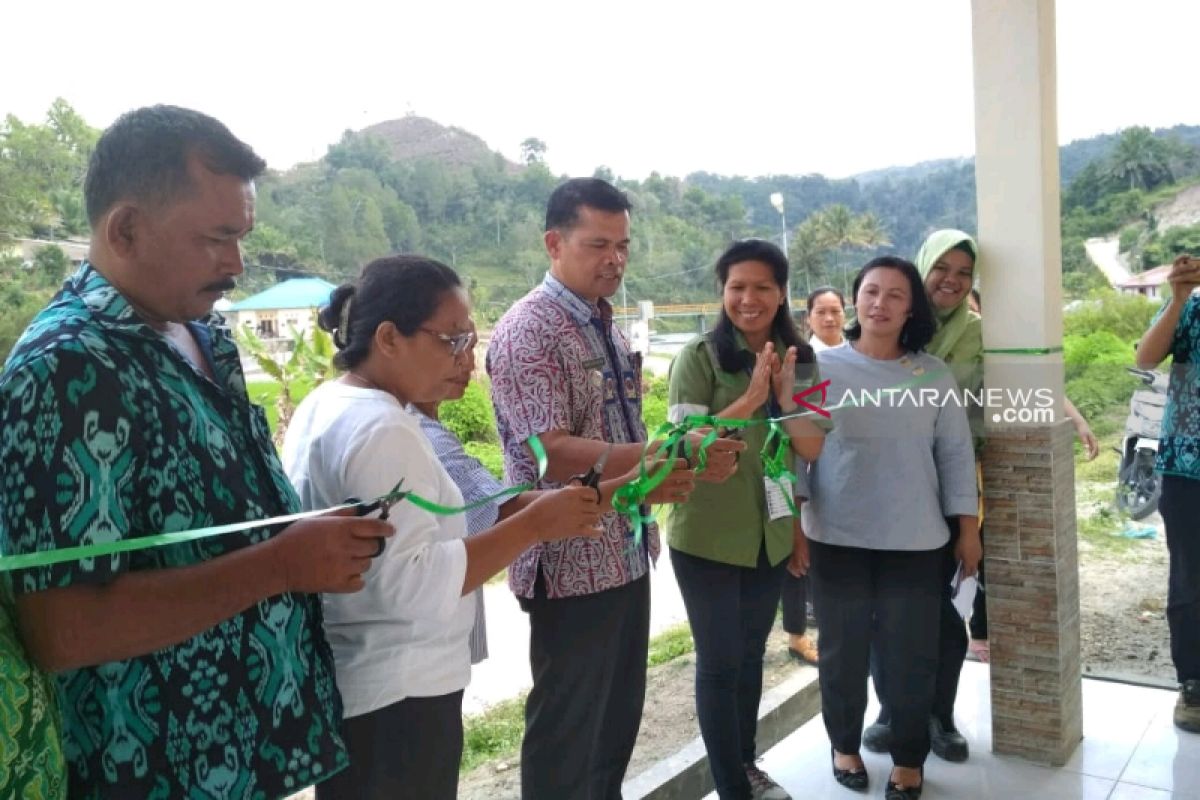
[811,205,893,296]
[788,218,831,297]
[1107,127,1173,191]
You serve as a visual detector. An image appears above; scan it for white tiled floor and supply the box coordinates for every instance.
[711,662,1200,799]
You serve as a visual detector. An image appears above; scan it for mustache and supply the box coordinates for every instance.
[203,278,237,293]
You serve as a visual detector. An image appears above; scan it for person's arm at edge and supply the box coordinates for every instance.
[17,510,389,673]
[1135,255,1197,369]
[1063,397,1100,461]
[1135,299,1184,369]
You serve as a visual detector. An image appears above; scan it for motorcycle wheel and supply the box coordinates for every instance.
[1116,449,1161,521]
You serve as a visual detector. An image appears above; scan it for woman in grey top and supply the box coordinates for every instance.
[791,256,980,800]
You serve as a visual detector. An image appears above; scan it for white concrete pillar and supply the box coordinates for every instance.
[971,0,1083,766]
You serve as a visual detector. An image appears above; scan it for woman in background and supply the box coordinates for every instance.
[806,286,847,352]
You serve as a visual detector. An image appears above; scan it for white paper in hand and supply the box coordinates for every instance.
[950,561,978,620]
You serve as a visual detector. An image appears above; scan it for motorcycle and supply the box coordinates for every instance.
[1115,367,1169,520]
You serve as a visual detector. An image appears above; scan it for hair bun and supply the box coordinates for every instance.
[320,284,357,349]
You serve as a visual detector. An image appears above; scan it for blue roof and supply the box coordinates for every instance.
[228,278,337,311]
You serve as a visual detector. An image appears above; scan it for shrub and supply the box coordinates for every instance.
[642,372,669,434]
[440,379,498,444]
[1063,330,1135,382]
[464,441,504,479]
[1067,366,1141,421]
[1063,291,1159,342]
[1118,224,1143,254]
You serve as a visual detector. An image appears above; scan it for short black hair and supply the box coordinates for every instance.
[845,256,937,352]
[806,286,846,312]
[320,254,462,371]
[84,105,266,226]
[544,178,632,232]
[710,239,812,373]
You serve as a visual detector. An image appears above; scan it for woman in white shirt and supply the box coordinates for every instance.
[806,286,847,352]
[282,255,605,800]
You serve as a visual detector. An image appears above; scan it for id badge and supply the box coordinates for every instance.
[764,474,794,521]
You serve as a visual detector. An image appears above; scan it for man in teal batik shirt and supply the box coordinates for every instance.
[0,105,391,798]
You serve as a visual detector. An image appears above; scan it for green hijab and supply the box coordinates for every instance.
[915,229,980,361]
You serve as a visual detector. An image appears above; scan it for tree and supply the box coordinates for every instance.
[808,204,892,296]
[520,137,548,165]
[325,130,392,173]
[32,244,70,287]
[0,100,97,239]
[1106,127,1173,192]
[788,219,832,296]
[236,319,337,444]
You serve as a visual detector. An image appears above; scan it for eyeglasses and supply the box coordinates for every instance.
[420,328,477,357]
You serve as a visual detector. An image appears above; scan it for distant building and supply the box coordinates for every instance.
[1116,264,1172,298]
[225,278,336,339]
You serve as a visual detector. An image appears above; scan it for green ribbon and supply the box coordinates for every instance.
[982,346,1063,355]
[609,366,955,544]
[0,435,550,572]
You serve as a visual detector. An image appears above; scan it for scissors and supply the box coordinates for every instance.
[346,478,406,557]
[570,443,612,503]
[717,426,744,441]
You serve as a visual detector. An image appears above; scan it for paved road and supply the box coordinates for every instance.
[463,554,690,715]
[1084,235,1131,287]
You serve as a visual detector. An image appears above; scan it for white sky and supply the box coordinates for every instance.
[4,0,1198,180]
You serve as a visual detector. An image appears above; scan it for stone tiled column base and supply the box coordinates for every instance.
[981,420,1083,766]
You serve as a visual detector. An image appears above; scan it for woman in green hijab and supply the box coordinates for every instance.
[862,229,982,766]
[917,229,983,392]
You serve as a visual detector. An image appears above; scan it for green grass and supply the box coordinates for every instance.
[462,694,527,773]
[1075,433,1120,484]
[646,622,695,667]
[1074,430,1139,557]
[1076,504,1139,556]
[460,621,696,773]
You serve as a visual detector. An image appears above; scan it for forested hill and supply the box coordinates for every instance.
[247,116,1200,314]
[688,123,1200,260]
[3,101,1200,331]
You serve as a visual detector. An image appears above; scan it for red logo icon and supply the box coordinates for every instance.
[792,379,832,418]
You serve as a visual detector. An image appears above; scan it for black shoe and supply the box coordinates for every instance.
[831,748,869,792]
[884,767,923,800]
[929,716,969,762]
[862,722,891,754]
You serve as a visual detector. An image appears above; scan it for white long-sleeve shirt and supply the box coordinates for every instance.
[283,381,473,717]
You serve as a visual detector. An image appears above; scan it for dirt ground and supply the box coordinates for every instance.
[457,625,804,800]
[1078,510,1173,684]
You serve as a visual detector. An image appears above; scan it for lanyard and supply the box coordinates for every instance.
[591,317,639,443]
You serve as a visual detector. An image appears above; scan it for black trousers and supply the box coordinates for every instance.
[809,539,942,768]
[872,519,968,727]
[1161,475,1200,683]
[518,573,651,800]
[780,571,811,637]
[671,546,787,800]
[315,690,465,800]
